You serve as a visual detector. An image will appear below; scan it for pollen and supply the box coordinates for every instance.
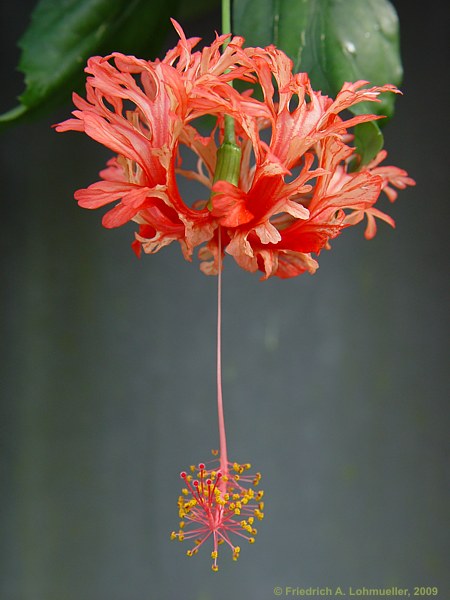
[254,508,264,520]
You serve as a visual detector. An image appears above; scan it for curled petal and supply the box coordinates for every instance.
[254,221,282,245]
[276,251,319,279]
[211,181,254,227]
[75,181,142,209]
[366,150,416,202]
[345,207,396,240]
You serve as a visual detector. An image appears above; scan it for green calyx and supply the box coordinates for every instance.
[213,113,241,187]
[213,142,242,188]
[208,115,242,210]
[208,141,241,211]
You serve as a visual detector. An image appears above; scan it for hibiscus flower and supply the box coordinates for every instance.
[56,20,414,279]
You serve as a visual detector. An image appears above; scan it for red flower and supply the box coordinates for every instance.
[56,21,414,278]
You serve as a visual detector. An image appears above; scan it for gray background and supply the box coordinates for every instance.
[1,1,449,599]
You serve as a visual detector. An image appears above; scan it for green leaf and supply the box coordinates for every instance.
[350,121,384,171]
[1,0,180,127]
[233,0,403,164]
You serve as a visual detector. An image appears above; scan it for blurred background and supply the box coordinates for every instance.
[1,1,449,599]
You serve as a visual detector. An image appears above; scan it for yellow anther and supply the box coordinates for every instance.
[211,551,218,559]
[181,488,188,496]
[179,521,185,529]
[259,502,265,510]
[195,539,202,545]
[190,465,196,473]
[248,517,254,524]
[234,508,241,515]
[256,490,264,500]
[212,564,219,572]
[186,550,193,557]
[178,533,184,541]
[218,539,224,545]
[170,531,177,540]
[248,537,255,544]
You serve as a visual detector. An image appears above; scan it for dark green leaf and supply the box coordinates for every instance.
[350,121,384,171]
[1,0,180,127]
